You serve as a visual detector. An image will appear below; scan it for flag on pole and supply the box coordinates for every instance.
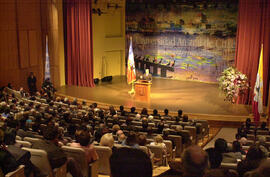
[127,38,136,84]
[45,35,51,80]
[252,44,264,123]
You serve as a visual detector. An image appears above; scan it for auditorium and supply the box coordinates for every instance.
[0,0,270,177]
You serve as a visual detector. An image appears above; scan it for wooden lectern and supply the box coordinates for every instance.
[134,80,152,101]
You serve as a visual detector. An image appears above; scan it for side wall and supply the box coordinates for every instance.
[92,0,126,79]
[0,0,44,90]
[0,0,65,90]
[0,0,125,89]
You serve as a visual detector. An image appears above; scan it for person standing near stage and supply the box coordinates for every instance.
[140,69,152,82]
[27,72,37,95]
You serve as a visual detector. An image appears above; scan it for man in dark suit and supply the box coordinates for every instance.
[4,128,42,177]
[0,128,18,175]
[27,72,37,95]
[33,126,82,177]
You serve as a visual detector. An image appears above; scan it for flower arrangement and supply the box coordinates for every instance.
[218,67,249,103]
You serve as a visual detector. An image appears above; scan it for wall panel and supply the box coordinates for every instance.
[0,0,16,30]
[17,0,41,30]
[28,30,38,66]
[0,0,45,90]
[19,31,29,68]
[7,30,19,69]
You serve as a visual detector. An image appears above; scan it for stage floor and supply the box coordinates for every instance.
[57,76,252,116]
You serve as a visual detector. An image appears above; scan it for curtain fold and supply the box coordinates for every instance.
[235,0,270,106]
[64,0,95,87]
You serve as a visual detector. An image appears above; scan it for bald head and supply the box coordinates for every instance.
[182,145,208,177]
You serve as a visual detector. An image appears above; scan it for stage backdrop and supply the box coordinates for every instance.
[126,0,238,83]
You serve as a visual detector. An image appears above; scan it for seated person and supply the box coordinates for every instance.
[122,131,139,148]
[168,145,208,177]
[70,129,98,164]
[141,108,148,116]
[215,138,238,163]
[118,105,126,116]
[110,147,152,177]
[0,128,18,175]
[129,107,137,115]
[259,122,268,131]
[32,126,82,177]
[163,109,172,119]
[152,109,160,118]
[175,109,183,122]
[4,127,41,177]
[205,147,223,169]
[150,135,167,154]
[137,134,153,158]
[237,145,268,177]
[100,133,116,151]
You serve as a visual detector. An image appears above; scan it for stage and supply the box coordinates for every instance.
[56,76,254,125]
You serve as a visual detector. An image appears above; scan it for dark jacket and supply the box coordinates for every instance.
[32,140,67,169]
[0,147,18,174]
[7,145,34,177]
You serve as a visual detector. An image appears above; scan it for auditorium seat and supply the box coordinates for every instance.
[220,162,237,170]
[163,140,175,161]
[184,126,197,144]
[195,120,209,139]
[113,144,123,148]
[180,130,191,149]
[5,165,25,177]
[15,140,32,148]
[195,123,203,141]
[94,146,112,175]
[257,130,269,135]
[139,145,148,154]
[16,136,22,141]
[61,146,98,177]
[247,134,255,140]
[22,147,67,177]
[168,135,182,157]
[146,144,167,166]
[245,140,254,146]
[23,137,42,147]
[132,121,142,126]
[166,120,176,125]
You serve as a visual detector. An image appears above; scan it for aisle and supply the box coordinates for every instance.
[203,127,237,150]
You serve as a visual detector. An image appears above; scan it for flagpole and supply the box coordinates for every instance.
[127,36,136,95]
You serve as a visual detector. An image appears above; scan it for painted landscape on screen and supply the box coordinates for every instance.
[126,0,238,83]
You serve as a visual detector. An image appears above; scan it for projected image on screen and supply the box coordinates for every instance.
[126,0,238,83]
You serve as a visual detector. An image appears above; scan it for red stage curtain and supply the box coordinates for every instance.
[63,0,95,87]
[235,0,270,106]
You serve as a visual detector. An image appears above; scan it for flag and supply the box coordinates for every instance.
[127,38,136,84]
[45,35,51,80]
[252,44,263,123]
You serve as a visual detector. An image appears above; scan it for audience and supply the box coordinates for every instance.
[2,84,251,177]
